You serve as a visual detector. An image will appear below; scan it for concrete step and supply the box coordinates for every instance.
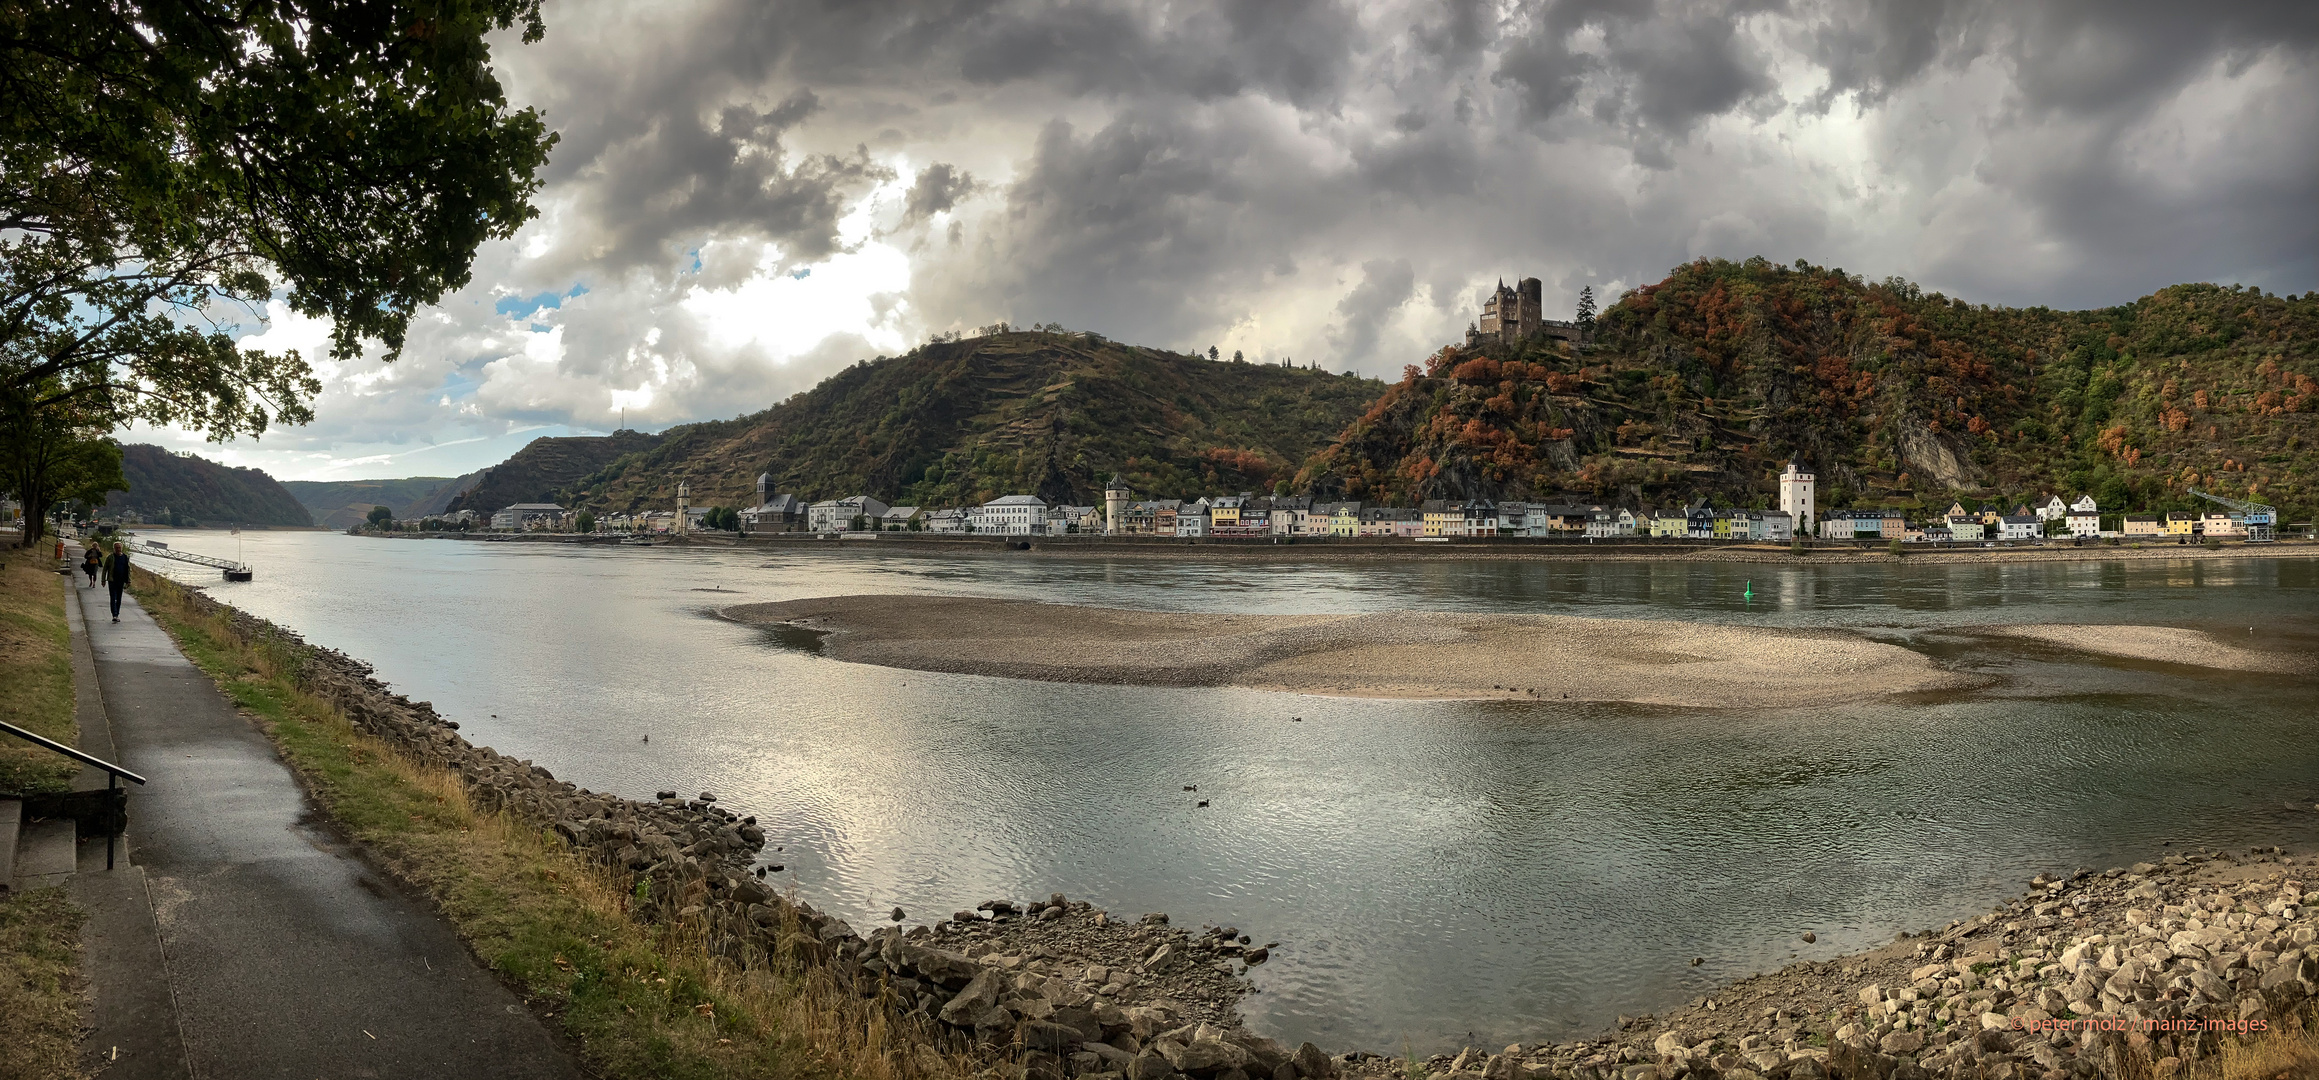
[13,815,77,889]
[0,797,18,893]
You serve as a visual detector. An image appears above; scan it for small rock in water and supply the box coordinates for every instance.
[1196,800,1209,808]
[1690,957,1703,966]
[1183,785,1197,791]
[1801,931,1816,943]
[699,791,716,802]
[891,907,906,922]
[768,864,784,872]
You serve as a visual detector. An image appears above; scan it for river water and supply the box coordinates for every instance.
[138,531,2319,1053]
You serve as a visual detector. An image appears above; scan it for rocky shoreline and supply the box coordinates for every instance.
[168,584,1307,1078]
[167,584,2318,1080]
[1348,845,2318,1080]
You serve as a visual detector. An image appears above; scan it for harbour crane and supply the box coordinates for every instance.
[2185,488,2275,543]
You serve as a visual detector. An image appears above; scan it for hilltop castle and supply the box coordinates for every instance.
[1465,277,1591,348]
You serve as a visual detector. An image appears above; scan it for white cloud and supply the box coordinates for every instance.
[144,0,2314,482]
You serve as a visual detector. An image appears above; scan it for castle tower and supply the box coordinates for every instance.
[1516,277,1543,337]
[1104,475,1130,536]
[1779,459,1816,536]
[675,481,690,534]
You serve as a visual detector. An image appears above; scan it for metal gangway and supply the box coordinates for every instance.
[125,540,254,580]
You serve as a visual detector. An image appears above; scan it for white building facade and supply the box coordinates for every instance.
[1779,460,1816,536]
[975,495,1048,535]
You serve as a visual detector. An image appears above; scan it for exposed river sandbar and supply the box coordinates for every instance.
[1990,623,2312,673]
[721,594,1971,707]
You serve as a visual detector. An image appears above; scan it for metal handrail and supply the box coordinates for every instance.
[2,718,145,869]
[0,718,146,785]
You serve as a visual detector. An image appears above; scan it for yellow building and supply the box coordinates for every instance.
[2165,512,2197,536]
[1421,501,1458,537]
[1327,504,1361,537]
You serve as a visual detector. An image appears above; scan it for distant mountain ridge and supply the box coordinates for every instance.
[1298,258,2318,522]
[105,445,313,527]
[552,331,1384,513]
[426,262,2316,527]
[282,475,476,529]
[443,431,663,516]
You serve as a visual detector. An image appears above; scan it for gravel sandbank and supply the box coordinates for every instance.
[722,594,1968,707]
[1992,624,2312,674]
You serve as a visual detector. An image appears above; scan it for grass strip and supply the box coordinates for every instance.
[0,544,78,794]
[134,570,972,1080]
[0,886,88,1080]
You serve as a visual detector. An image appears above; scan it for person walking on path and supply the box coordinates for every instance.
[83,544,102,586]
[105,541,130,621]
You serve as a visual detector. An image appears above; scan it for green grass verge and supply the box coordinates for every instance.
[134,571,959,1080]
[0,545,78,794]
[0,886,88,1080]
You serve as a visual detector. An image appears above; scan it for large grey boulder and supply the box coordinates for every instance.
[1291,1042,1338,1080]
[940,969,1004,1026]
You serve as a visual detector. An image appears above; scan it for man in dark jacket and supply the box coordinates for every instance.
[106,542,130,622]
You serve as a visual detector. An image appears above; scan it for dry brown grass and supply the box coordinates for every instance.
[137,569,986,1080]
[0,544,77,794]
[0,886,89,1080]
[2213,1015,2319,1080]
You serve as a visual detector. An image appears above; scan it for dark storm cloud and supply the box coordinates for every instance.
[900,162,979,227]
[373,0,2317,459]
[1329,259,1418,364]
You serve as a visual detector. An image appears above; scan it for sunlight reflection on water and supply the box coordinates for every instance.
[141,532,2319,1051]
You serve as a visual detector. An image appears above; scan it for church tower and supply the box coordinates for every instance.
[1779,459,1816,536]
[675,481,690,534]
[1104,475,1130,536]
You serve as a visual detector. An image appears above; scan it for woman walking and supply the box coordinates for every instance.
[82,545,101,587]
[105,542,130,622]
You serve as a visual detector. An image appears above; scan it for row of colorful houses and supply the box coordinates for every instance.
[711,474,2276,543]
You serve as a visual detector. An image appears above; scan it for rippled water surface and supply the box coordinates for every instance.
[140,532,2319,1052]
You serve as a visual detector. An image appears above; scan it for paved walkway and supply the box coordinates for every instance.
[72,575,581,1080]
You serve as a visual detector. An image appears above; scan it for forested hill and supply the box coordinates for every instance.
[564,331,1384,512]
[1298,258,2319,522]
[104,445,314,527]
[284,477,439,529]
[443,432,662,517]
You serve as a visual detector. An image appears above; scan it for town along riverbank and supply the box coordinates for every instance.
[723,594,1972,707]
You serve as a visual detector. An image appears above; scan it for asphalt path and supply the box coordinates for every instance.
[74,576,581,1080]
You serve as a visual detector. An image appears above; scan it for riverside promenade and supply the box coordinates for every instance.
[64,564,579,1079]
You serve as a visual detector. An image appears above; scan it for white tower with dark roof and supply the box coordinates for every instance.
[1779,459,1816,536]
[1104,475,1130,536]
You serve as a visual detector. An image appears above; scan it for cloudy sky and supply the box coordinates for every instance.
[138,0,2319,481]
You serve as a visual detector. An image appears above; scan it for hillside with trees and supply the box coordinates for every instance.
[104,445,312,527]
[1298,258,2318,524]
[442,431,662,517]
[282,475,477,529]
[560,330,1383,513]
